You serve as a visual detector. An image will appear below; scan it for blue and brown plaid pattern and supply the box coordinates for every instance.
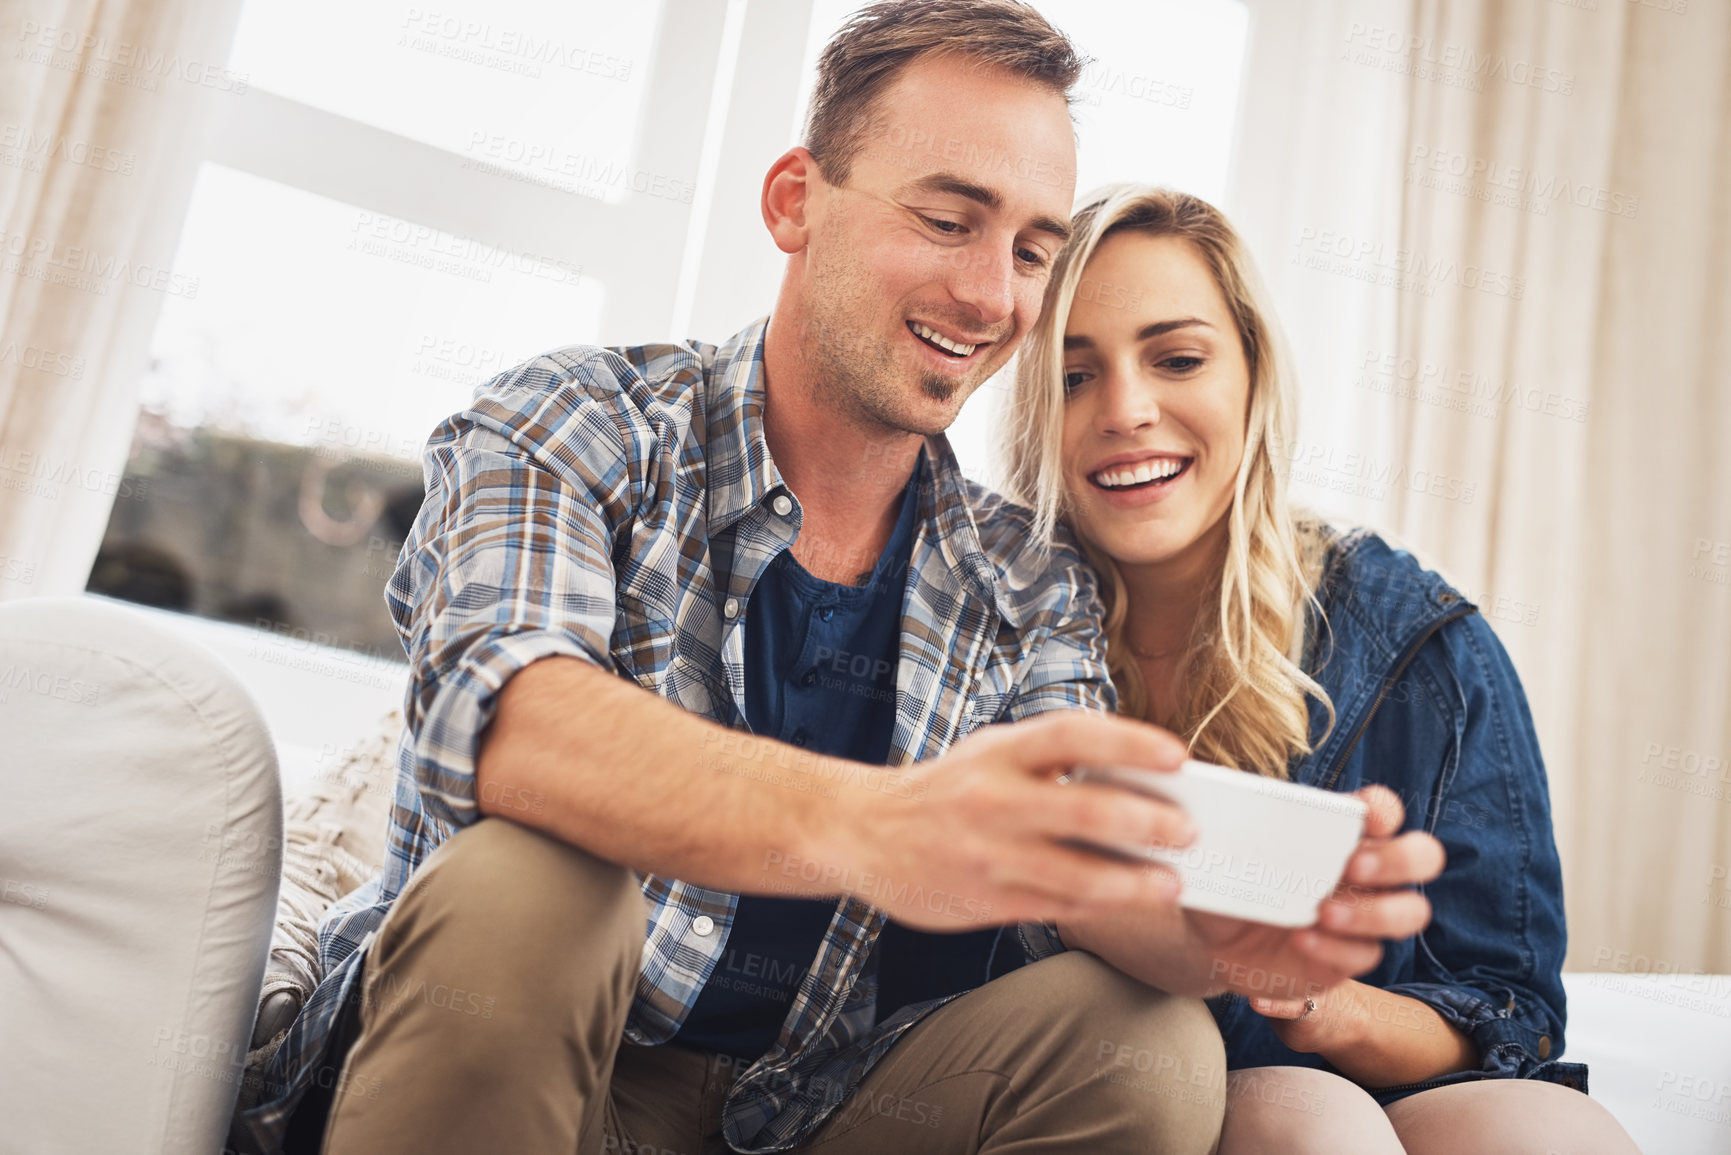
[240,318,1110,1153]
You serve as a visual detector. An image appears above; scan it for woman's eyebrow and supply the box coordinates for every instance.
[1135,317,1213,340]
[1064,317,1214,350]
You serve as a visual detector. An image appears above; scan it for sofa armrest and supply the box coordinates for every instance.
[0,595,282,1155]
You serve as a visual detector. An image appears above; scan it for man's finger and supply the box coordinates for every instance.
[1292,928,1384,978]
[992,839,1182,911]
[1026,780,1196,855]
[974,864,1178,930]
[1001,712,1187,775]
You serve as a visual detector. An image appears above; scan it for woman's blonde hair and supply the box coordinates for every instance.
[1002,184,1332,777]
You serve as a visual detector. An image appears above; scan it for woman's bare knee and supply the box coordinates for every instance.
[1384,1078,1640,1155]
[1221,1067,1404,1155]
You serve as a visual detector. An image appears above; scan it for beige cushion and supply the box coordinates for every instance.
[242,711,397,1084]
[0,596,281,1155]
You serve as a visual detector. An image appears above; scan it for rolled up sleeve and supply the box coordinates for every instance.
[385,359,643,835]
[1378,980,1563,1078]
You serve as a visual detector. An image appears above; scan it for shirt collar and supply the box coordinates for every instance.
[704,317,1022,627]
[702,317,783,530]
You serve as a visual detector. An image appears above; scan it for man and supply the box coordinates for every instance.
[241,3,1443,1153]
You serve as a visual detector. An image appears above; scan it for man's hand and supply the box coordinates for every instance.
[1059,785,1445,998]
[783,712,1196,932]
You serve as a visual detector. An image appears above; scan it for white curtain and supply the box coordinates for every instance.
[1234,0,1731,971]
[0,0,241,600]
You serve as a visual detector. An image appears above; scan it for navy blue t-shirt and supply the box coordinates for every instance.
[673,460,1003,1059]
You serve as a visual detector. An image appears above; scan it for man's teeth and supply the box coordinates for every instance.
[1093,459,1186,488]
[912,322,977,357]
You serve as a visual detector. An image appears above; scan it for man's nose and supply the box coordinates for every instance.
[945,243,1016,327]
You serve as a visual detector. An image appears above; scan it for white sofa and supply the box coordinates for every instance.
[2,595,1724,1154]
[0,597,285,1155]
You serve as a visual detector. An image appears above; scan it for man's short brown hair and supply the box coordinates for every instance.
[803,0,1086,186]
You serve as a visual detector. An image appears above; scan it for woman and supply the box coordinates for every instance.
[1003,185,1639,1154]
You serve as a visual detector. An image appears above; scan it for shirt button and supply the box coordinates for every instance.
[801,669,818,687]
[791,730,808,747]
[692,915,715,937]
[772,494,793,516]
[723,597,741,619]
[1538,1035,1552,1059]
[818,606,835,622]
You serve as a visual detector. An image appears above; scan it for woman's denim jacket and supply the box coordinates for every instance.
[1208,527,1588,1102]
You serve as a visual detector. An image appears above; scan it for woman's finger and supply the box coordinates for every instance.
[1250,996,1310,1020]
[1354,784,1407,837]
[1317,888,1433,941]
[1342,830,1445,888]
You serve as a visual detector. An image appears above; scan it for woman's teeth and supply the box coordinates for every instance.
[911,322,977,357]
[1091,459,1188,489]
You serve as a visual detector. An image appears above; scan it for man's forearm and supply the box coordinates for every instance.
[474,666,1211,933]
[475,656,878,894]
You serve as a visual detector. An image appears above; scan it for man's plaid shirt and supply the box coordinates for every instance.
[241,318,1113,1153]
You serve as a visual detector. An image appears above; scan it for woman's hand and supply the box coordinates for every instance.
[1247,977,1481,1088]
[1062,785,1444,1000]
[1249,984,1357,1054]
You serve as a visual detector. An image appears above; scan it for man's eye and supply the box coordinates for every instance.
[921,215,964,235]
[1016,246,1050,268]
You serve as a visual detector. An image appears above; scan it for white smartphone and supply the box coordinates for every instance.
[1070,760,1369,928]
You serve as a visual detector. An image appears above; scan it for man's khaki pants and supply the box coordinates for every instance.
[317,819,1225,1155]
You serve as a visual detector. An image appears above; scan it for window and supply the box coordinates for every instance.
[228,0,663,204]
[91,0,710,663]
[140,164,603,451]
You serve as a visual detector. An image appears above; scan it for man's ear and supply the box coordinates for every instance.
[763,147,820,255]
